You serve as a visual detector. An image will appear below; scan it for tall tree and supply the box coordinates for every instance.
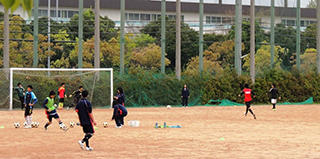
[68,9,117,42]
[141,19,198,70]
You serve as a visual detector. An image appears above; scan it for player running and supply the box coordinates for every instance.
[269,83,280,111]
[239,84,256,119]
[58,83,66,110]
[43,91,68,131]
[112,100,128,128]
[76,90,97,151]
[24,85,38,128]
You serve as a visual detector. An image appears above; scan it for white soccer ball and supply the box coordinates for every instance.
[54,104,57,108]
[14,122,20,128]
[167,105,171,109]
[31,122,39,128]
[103,122,108,128]
[70,122,75,128]
[23,122,27,127]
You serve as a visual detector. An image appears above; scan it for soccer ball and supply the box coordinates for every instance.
[23,122,27,127]
[14,122,20,128]
[31,122,39,128]
[103,122,108,128]
[167,105,171,109]
[70,122,75,128]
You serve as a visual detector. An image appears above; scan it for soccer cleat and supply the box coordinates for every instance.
[86,147,93,151]
[115,125,122,128]
[253,115,257,120]
[44,125,48,130]
[78,140,85,150]
[59,123,69,131]
[272,108,276,111]
[24,125,32,129]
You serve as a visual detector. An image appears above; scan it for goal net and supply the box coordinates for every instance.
[8,68,113,110]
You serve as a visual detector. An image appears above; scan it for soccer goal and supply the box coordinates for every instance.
[9,68,113,110]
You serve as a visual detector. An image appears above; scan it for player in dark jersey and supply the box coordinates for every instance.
[114,87,125,106]
[239,84,256,119]
[112,100,128,128]
[68,86,84,109]
[24,85,38,128]
[269,83,280,110]
[75,90,97,151]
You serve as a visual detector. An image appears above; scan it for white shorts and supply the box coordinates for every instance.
[271,99,277,104]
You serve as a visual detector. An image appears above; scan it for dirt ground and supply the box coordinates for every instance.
[0,105,320,159]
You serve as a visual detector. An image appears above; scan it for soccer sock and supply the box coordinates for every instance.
[82,134,92,147]
[27,116,32,125]
[45,122,50,128]
[249,109,255,116]
[245,107,249,116]
[273,104,276,109]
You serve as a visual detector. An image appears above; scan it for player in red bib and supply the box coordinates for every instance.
[239,84,256,119]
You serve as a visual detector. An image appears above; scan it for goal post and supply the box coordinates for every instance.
[9,68,113,110]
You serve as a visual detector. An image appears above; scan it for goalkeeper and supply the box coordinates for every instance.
[43,91,68,131]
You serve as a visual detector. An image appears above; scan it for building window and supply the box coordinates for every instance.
[128,13,140,21]
[222,17,232,24]
[140,14,151,21]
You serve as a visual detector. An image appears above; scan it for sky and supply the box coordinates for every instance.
[156,0,311,8]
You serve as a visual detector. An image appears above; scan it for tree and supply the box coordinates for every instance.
[302,23,316,52]
[141,18,199,69]
[184,40,240,75]
[243,44,286,74]
[131,43,170,69]
[227,20,268,56]
[274,24,296,69]
[296,48,317,72]
[203,33,227,50]
[69,33,156,68]
[68,9,117,42]
[0,0,33,15]
[307,0,317,8]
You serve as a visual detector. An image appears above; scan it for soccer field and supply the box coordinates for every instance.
[1,105,320,159]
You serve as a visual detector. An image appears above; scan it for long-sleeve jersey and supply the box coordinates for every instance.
[269,88,279,99]
[24,91,37,105]
[181,88,190,98]
[116,93,125,106]
[14,87,25,98]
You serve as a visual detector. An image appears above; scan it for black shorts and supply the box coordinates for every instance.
[46,112,60,122]
[245,101,251,107]
[59,98,64,103]
[82,124,94,134]
[24,106,33,116]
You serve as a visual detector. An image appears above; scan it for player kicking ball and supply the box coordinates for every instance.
[43,91,68,131]
[76,90,97,151]
[239,84,256,119]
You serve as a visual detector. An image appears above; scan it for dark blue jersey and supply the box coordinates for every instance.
[75,98,93,125]
[112,104,127,120]
[24,91,37,105]
[116,93,125,105]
